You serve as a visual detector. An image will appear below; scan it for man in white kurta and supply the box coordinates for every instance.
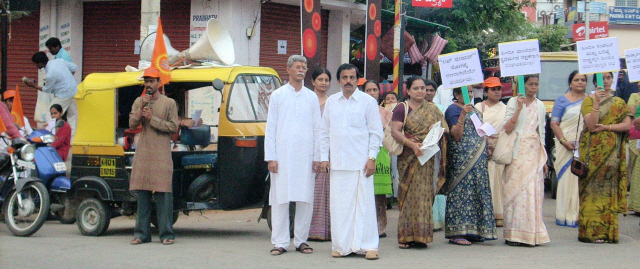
[264,55,321,255]
[320,64,383,260]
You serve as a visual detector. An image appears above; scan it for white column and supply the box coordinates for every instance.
[326,10,350,95]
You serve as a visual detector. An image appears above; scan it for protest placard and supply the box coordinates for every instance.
[438,49,484,90]
[626,48,640,83]
[498,39,541,77]
[577,37,620,75]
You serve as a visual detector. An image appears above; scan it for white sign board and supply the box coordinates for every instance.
[278,40,287,55]
[626,48,640,83]
[438,49,484,89]
[190,0,219,46]
[577,37,620,75]
[498,39,541,77]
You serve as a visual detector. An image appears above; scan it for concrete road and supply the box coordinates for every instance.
[1,194,639,269]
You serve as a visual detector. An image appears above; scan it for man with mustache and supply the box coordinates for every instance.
[265,55,321,255]
[320,64,383,260]
[129,68,179,246]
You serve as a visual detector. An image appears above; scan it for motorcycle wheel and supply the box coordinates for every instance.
[3,181,51,237]
[76,198,110,236]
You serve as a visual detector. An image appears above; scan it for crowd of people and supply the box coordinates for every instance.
[264,54,640,260]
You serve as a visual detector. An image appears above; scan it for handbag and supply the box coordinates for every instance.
[382,102,409,156]
[491,101,517,165]
[571,114,590,178]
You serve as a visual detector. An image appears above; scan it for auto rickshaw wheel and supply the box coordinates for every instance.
[187,172,216,202]
[150,210,180,228]
[76,198,110,236]
[266,203,295,238]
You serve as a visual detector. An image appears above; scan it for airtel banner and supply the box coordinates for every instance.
[572,21,609,41]
[412,0,452,8]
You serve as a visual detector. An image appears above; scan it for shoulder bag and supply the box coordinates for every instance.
[382,102,409,156]
[492,101,516,165]
[571,113,589,178]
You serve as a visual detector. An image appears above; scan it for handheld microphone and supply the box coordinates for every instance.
[144,90,152,108]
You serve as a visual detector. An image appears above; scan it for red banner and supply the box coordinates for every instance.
[365,0,382,82]
[572,21,609,41]
[412,0,452,8]
[302,0,322,88]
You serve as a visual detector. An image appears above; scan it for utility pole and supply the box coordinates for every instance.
[585,0,590,40]
[1,1,8,94]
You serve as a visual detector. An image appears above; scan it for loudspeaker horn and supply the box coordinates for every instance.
[139,33,181,61]
[169,19,236,66]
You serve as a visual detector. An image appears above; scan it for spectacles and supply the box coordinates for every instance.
[292,66,308,71]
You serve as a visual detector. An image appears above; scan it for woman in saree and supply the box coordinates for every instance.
[362,80,393,238]
[443,87,497,246]
[308,68,332,241]
[626,83,640,214]
[502,75,550,247]
[578,72,631,243]
[391,76,448,249]
[550,70,587,227]
[475,77,507,227]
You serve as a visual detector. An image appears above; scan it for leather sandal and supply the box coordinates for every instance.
[270,247,287,255]
[365,251,379,260]
[296,242,313,254]
[130,238,145,245]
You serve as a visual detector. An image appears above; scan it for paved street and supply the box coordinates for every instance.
[1,193,639,269]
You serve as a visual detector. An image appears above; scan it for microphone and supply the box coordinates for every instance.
[144,90,152,108]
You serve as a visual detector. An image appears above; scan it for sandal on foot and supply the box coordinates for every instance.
[331,251,342,258]
[449,238,472,246]
[398,243,411,249]
[130,238,145,245]
[379,233,387,238]
[270,247,287,255]
[162,239,175,245]
[296,242,313,254]
[593,239,605,244]
[365,251,379,260]
[505,240,521,247]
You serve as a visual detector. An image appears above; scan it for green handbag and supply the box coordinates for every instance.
[374,147,392,195]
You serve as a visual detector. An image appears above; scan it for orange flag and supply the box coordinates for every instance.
[11,85,25,128]
[151,18,171,86]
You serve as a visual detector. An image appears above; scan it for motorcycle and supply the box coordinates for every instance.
[28,127,74,224]
[0,137,50,236]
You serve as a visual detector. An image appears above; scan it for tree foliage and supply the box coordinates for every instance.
[526,24,570,52]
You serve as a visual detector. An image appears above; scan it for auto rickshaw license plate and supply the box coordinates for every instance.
[100,158,116,177]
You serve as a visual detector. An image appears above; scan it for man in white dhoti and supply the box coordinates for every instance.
[320,64,383,260]
[265,55,322,255]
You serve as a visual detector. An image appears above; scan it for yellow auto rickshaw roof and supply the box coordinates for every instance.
[76,66,279,99]
[539,51,578,61]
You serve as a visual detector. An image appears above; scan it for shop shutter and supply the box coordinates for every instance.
[0,12,40,125]
[160,0,190,52]
[259,2,328,83]
[82,0,141,78]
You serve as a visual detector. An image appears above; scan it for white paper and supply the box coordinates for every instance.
[191,109,203,128]
[573,141,580,157]
[46,119,57,134]
[626,48,640,83]
[470,113,496,137]
[636,139,640,149]
[438,49,484,89]
[418,121,445,165]
[577,37,620,75]
[498,39,541,77]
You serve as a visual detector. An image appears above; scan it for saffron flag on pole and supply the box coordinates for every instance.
[151,18,171,87]
[11,85,25,127]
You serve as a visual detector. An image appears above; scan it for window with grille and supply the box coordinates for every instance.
[615,0,638,7]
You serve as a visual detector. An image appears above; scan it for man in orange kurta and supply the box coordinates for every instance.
[129,68,179,245]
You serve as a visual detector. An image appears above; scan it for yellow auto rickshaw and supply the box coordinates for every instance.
[68,66,281,236]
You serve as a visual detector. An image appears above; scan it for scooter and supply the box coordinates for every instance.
[0,137,51,236]
[27,128,74,224]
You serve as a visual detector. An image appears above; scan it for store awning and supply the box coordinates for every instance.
[381,9,450,31]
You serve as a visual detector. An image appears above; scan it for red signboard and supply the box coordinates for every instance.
[412,0,452,8]
[572,21,609,41]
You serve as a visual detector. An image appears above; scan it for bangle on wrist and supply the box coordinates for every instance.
[560,138,567,143]
[592,108,599,112]
[609,125,612,131]
[402,138,407,145]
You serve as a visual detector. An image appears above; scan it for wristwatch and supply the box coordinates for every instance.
[369,157,376,161]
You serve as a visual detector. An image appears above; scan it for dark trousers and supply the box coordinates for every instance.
[134,191,175,242]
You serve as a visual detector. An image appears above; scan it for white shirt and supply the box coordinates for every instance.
[43,59,78,100]
[433,85,454,108]
[264,83,321,204]
[320,90,383,171]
